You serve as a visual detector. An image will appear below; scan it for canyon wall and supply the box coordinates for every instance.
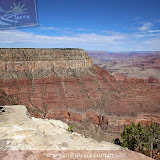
[0,48,160,142]
[0,48,93,78]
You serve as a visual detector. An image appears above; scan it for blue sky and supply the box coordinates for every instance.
[0,0,160,51]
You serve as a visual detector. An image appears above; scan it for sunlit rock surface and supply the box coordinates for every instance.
[0,105,153,160]
[0,105,123,150]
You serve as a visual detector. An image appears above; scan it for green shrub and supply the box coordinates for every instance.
[67,125,74,133]
[114,122,160,158]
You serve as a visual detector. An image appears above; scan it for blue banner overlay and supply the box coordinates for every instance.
[0,0,39,30]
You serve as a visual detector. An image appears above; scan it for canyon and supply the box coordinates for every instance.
[0,105,153,160]
[88,51,160,82]
[0,48,160,142]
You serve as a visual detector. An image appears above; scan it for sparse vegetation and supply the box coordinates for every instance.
[0,88,19,105]
[114,122,160,159]
[67,125,74,133]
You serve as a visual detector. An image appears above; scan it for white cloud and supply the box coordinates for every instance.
[0,29,160,51]
[0,30,127,45]
[134,34,145,38]
[143,37,160,50]
[39,27,60,31]
[148,30,160,33]
[139,22,153,31]
[76,28,89,31]
[134,32,160,38]
[38,26,74,34]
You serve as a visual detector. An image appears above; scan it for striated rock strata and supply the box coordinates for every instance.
[88,51,160,81]
[0,48,93,78]
[0,48,160,142]
[0,105,153,160]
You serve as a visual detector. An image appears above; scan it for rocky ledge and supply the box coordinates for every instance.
[0,105,153,160]
[0,105,122,150]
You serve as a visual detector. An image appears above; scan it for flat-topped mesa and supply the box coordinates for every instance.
[0,48,93,79]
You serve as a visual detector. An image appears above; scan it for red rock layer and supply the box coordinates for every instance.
[0,48,160,141]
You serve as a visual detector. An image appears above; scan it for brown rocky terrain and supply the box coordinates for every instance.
[0,48,160,143]
[0,105,153,160]
[88,51,160,82]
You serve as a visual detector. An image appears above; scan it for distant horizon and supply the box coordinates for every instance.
[0,0,160,51]
[86,50,160,52]
[0,47,160,53]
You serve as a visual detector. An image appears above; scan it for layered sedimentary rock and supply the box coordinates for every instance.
[0,48,160,142]
[0,105,153,160]
[0,48,93,78]
[88,51,160,81]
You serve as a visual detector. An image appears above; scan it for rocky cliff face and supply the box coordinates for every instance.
[0,48,93,78]
[0,48,160,142]
[0,105,153,160]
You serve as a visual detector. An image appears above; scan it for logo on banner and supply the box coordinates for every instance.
[0,0,39,30]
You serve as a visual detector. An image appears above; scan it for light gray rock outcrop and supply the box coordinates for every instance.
[0,105,123,150]
[0,105,153,160]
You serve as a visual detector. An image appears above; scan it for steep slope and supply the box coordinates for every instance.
[0,105,153,160]
[0,48,160,142]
